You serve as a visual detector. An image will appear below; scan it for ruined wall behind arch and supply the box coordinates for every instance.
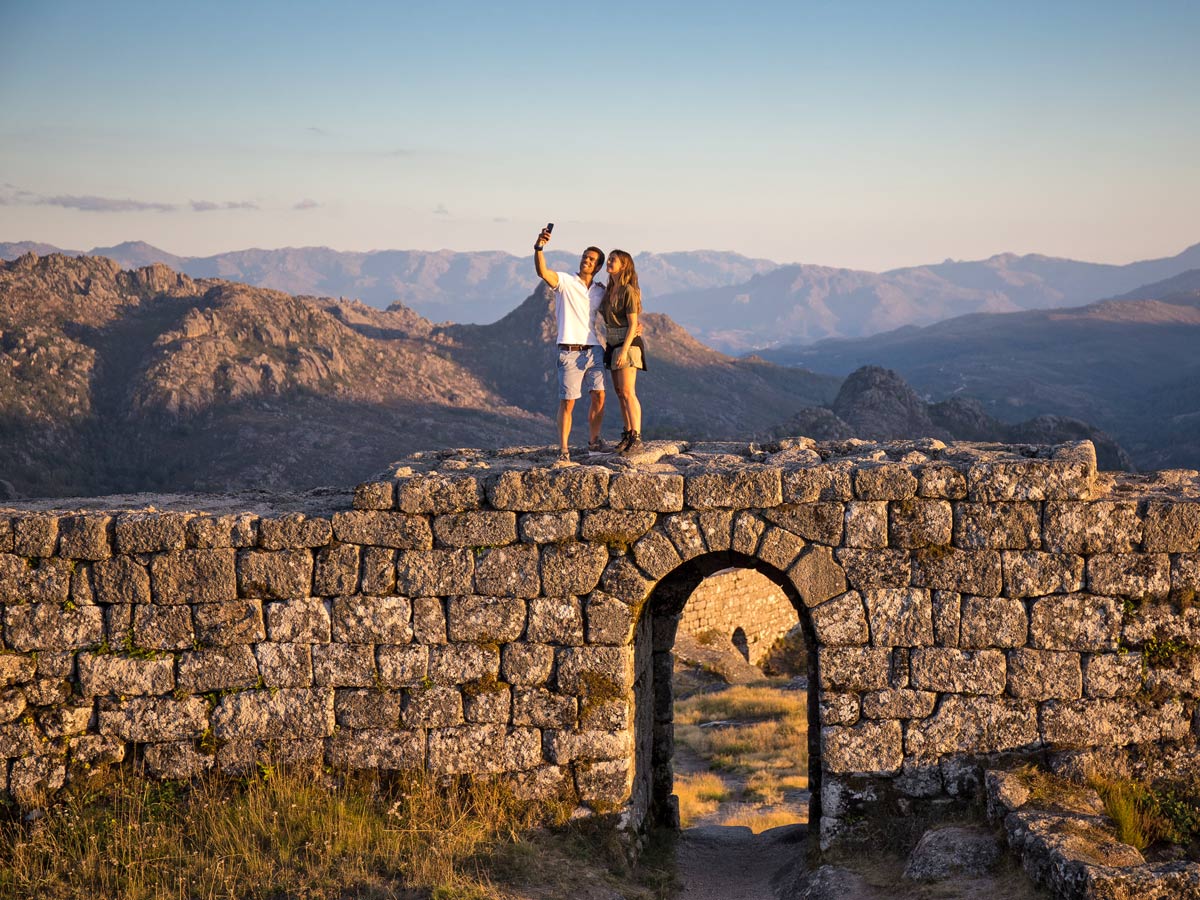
[677,567,799,665]
[2,437,1199,852]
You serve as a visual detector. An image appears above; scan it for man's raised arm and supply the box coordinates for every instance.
[534,226,559,290]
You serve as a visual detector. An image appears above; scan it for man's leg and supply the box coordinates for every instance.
[587,390,605,443]
[558,398,575,452]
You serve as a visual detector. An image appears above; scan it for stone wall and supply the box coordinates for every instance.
[677,568,799,665]
[2,437,1199,855]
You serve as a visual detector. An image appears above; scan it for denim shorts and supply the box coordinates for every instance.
[558,345,604,400]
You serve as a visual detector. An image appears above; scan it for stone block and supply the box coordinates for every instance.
[598,558,653,606]
[905,695,1038,758]
[0,654,35,688]
[698,510,733,552]
[335,688,404,728]
[447,595,526,642]
[77,651,174,696]
[0,720,43,756]
[1006,649,1082,700]
[820,692,860,726]
[394,549,473,595]
[13,514,59,557]
[518,511,580,543]
[545,728,630,763]
[326,729,426,769]
[529,596,586,645]
[954,503,1040,550]
[1174,553,1200,594]
[211,688,335,741]
[428,725,542,773]
[4,603,103,651]
[114,512,189,554]
[258,514,331,549]
[1041,698,1190,748]
[488,467,610,512]
[359,546,396,594]
[429,643,499,684]
[395,473,484,514]
[582,510,657,545]
[1002,551,1084,598]
[684,469,782,509]
[433,511,518,548]
[70,734,126,769]
[763,502,845,545]
[910,649,1006,695]
[932,591,961,647]
[265,597,331,643]
[756,526,804,572]
[177,646,260,693]
[402,685,464,727]
[631,530,682,580]
[99,696,210,741]
[377,645,429,686]
[144,741,215,780]
[583,595,633,643]
[9,756,66,808]
[889,499,952,549]
[917,464,968,499]
[255,643,312,688]
[818,647,891,691]
[330,511,433,549]
[186,514,258,549]
[0,516,10,553]
[853,463,918,501]
[313,543,360,596]
[823,720,903,774]
[352,480,395,511]
[463,682,511,724]
[474,544,540,598]
[151,549,237,604]
[783,465,853,502]
[36,703,92,739]
[731,511,766,556]
[312,643,376,687]
[57,515,112,560]
[332,595,412,644]
[607,473,684,511]
[861,689,937,719]
[959,596,1027,648]
[556,646,632,694]
[193,600,266,646]
[412,597,447,643]
[237,549,312,599]
[1042,501,1142,553]
[788,544,847,607]
[575,758,633,807]
[864,587,933,647]
[1029,594,1121,651]
[844,502,888,549]
[501,643,555,685]
[103,602,133,647]
[513,688,577,728]
[1086,553,1171,599]
[71,564,95,607]
[811,592,868,648]
[965,445,1095,502]
[1142,501,1200,552]
[662,512,707,560]
[1083,652,1144,698]
[912,547,1001,596]
[835,548,911,590]
[132,605,194,650]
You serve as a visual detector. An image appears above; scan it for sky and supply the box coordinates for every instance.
[1,0,1198,271]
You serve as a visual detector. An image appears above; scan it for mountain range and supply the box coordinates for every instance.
[0,252,834,498]
[4,239,1197,353]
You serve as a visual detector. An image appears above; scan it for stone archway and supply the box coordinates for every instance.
[631,550,823,832]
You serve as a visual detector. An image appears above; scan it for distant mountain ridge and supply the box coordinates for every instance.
[5,238,1196,353]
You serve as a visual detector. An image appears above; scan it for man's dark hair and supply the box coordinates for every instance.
[585,246,605,269]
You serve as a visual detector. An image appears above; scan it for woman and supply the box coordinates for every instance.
[600,249,647,455]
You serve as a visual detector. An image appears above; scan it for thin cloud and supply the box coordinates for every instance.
[387,148,415,157]
[433,204,450,216]
[44,194,176,213]
[294,198,320,210]
[190,200,258,212]
[307,126,330,136]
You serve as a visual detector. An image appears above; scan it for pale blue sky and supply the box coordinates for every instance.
[1,0,1197,269]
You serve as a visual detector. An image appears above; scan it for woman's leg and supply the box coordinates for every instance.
[614,367,640,434]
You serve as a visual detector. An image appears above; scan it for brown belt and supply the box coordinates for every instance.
[558,343,592,351]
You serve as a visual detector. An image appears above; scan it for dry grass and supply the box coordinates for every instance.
[675,684,807,725]
[674,772,731,827]
[0,761,583,900]
[715,805,807,833]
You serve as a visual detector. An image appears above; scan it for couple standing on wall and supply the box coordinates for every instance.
[534,225,647,466]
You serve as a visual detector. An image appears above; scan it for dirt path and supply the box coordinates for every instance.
[674,823,807,900]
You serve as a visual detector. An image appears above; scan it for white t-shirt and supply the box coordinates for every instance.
[554,272,604,345]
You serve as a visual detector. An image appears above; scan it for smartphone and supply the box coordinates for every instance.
[536,222,554,251]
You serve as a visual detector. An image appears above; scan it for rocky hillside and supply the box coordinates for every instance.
[0,254,835,498]
[763,366,1132,471]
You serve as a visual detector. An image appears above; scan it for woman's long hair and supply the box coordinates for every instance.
[602,249,641,313]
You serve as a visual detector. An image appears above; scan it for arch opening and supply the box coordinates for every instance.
[629,550,822,838]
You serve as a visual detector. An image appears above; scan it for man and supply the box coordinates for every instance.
[534,225,607,465]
